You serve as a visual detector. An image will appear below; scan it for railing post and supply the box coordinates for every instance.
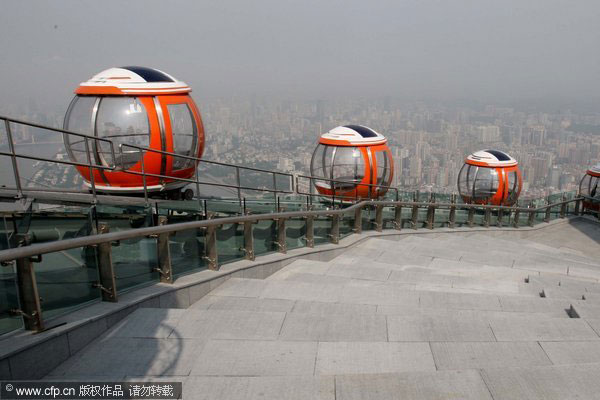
[426,202,435,230]
[544,197,551,223]
[5,120,23,198]
[575,198,582,215]
[484,207,491,227]
[448,194,456,228]
[411,204,419,230]
[305,215,314,248]
[97,223,118,302]
[84,137,97,204]
[375,204,384,232]
[497,207,503,227]
[354,205,363,233]
[330,214,340,244]
[528,203,535,227]
[394,204,402,230]
[243,220,255,260]
[513,207,520,228]
[467,207,475,227]
[155,215,173,284]
[276,218,287,253]
[560,194,566,218]
[235,167,242,205]
[14,234,44,331]
[205,225,219,270]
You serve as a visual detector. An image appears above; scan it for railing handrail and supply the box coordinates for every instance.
[0,197,584,263]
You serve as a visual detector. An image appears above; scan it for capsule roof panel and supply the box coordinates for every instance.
[465,149,518,167]
[319,125,387,146]
[587,163,600,177]
[75,66,191,95]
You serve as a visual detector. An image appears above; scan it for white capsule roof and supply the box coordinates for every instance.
[319,125,387,146]
[75,66,191,95]
[465,149,518,167]
[587,163,600,177]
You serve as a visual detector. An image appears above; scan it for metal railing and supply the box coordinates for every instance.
[0,195,587,333]
[295,174,399,203]
[0,115,294,207]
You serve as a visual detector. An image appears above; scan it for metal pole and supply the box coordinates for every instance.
[243,220,255,260]
[467,207,475,227]
[272,173,277,201]
[560,194,566,218]
[575,198,581,216]
[205,225,219,270]
[497,207,503,227]
[484,207,491,227]
[5,120,23,198]
[305,215,314,248]
[97,223,118,302]
[14,234,44,331]
[140,148,148,206]
[528,203,535,227]
[83,137,97,204]
[155,215,173,284]
[194,166,202,212]
[427,203,435,230]
[513,207,520,228]
[544,196,551,222]
[394,204,402,230]
[235,167,242,206]
[448,194,456,228]
[276,218,286,253]
[354,205,363,233]
[375,204,384,232]
[330,214,340,244]
[411,204,419,230]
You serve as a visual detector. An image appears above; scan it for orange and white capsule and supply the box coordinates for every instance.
[310,125,394,200]
[458,150,522,206]
[63,66,204,196]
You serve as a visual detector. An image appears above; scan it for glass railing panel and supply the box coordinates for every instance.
[217,223,244,264]
[453,208,469,227]
[170,226,208,277]
[434,207,450,228]
[0,264,22,334]
[34,244,102,320]
[313,216,332,245]
[361,206,375,231]
[253,219,277,256]
[381,206,396,230]
[339,212,354,238]
[286,217,306,250]
[96,205,158,293]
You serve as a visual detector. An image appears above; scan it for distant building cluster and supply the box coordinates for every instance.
[3,98,600,199]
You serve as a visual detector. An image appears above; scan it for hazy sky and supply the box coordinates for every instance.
[1,0,599,114]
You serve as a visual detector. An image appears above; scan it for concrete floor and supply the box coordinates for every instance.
[46,218,600,399]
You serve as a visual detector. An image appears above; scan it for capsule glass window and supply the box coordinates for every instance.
[168,103,197,170]
[473,167,498,202]
[64,96,97,164]
[375,150,391,187]
[95,97,150,169]
[332,147,365,189]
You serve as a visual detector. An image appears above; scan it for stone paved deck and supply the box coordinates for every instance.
[45,219,600,399]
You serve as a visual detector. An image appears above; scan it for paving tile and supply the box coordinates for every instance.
[481,364,600,400]
[191,340,317,376]
[191,295,295,312]
[388,315,495,342]
[260,281,342,303]
[419,291,502,311]
[326,263,392,281]
[316,342,435,375]
[498,296,571,314]
[339,285,419,306]
[183,376,334,400]
[291,301,377,316]
[335,370,493,400]
[431,341,552,370]
[279,313,387,342]
[489,316,600,341]
[208,277,268,298]
[105,308,185,339]
[172,309,285,340]
[48,337,204,377]
[541,341,600,365]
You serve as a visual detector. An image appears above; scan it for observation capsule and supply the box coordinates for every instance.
[310,125,393,200]
[457,149,522,206]
[63,66,204,196]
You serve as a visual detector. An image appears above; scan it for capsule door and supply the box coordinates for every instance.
[157,95,204,184]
